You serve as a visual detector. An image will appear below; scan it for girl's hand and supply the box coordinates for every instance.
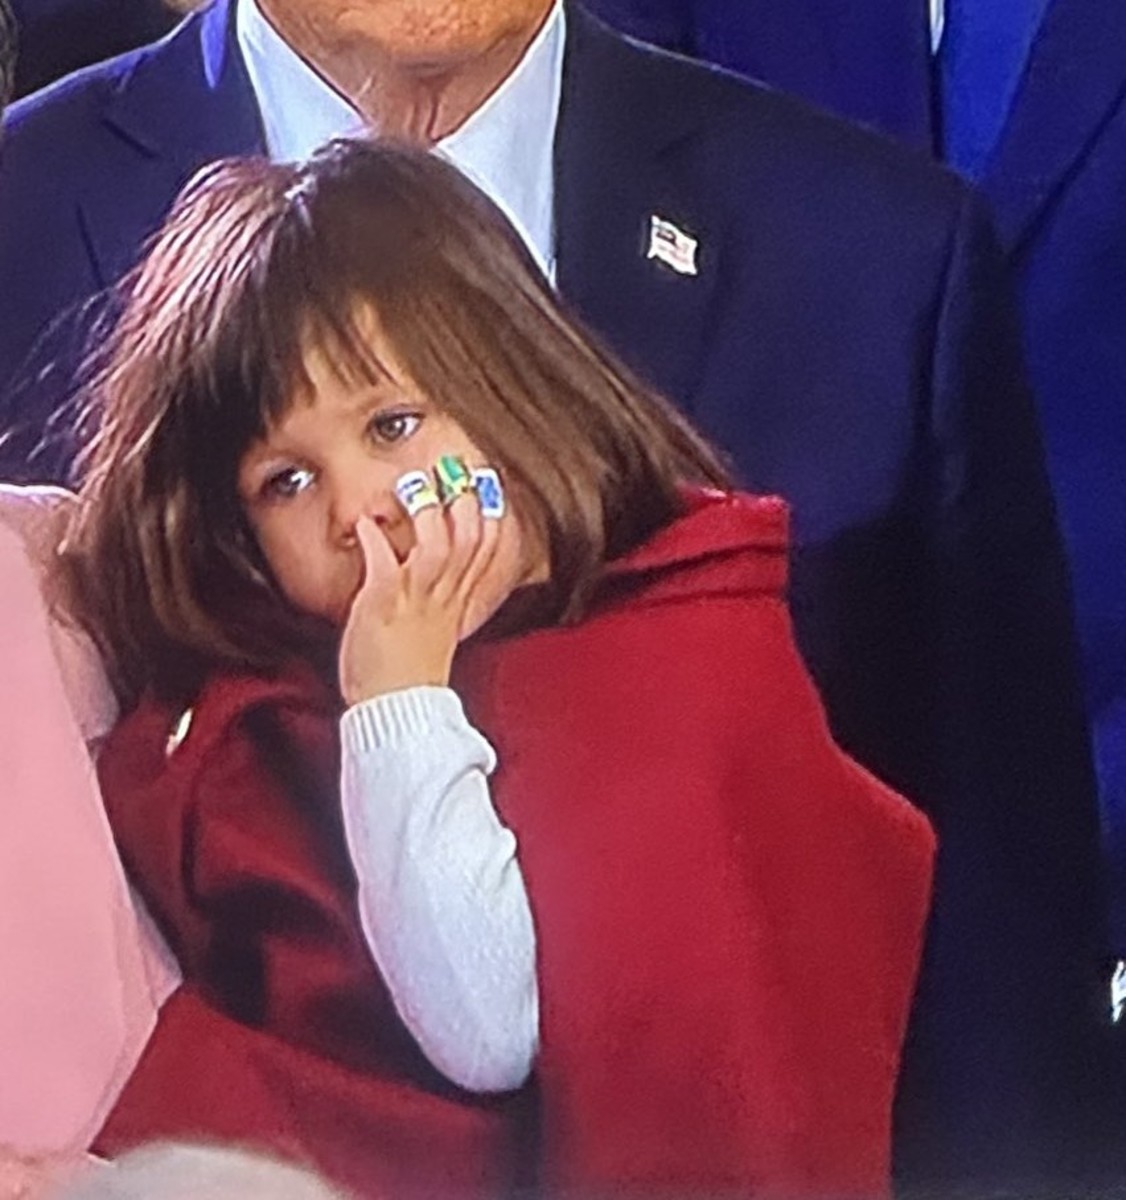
[338,464,503,707]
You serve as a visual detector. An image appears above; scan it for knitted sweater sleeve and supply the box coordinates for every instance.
[340,686,539,1094]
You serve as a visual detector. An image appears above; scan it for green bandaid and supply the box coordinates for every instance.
[435,455,473,504]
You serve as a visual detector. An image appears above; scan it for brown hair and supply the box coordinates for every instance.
[60,139,732,710]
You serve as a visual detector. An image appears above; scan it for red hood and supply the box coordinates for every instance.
[137,490,791,723]
[601,488,790,603]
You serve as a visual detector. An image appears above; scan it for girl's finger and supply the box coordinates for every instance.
[434,455,475,507]
[354,514,400,600]
[394,470,440,519]
[443,485,484,596]
[407,497,451,595]
[470,468,506,521]
[409,456,479,595]
[393,468,446,593]
[457,471,504,599]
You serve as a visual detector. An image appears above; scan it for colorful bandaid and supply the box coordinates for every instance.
[394,469,440,517]
[471,467,506,519]
[435,455,474,504]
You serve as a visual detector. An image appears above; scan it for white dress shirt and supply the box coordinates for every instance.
[930,0,946,52]
[236,0,565,276]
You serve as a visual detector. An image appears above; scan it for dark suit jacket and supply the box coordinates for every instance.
[985,0,1126,985]
[586,0,935,148]
[10,0,178,98]
[593,0,1126,930]
[0,2,1108,1190]
[591,0,1126,1169]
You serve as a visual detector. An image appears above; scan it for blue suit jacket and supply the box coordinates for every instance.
[591,0,1126,1159]
[985,0,1126,981]
[0,2,1109,1189]
[593,0,1126,928]
[586,0,935,148]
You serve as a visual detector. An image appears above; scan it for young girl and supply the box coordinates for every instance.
[61,140,935,1200]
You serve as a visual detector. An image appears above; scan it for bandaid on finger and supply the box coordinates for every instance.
[435,455,474,505]
[394,470,440,517]
[471,468,506,519]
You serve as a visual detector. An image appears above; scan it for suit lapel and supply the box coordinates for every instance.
[554,4,721,414]
[983,0,1126,255]
[80,0,266,288]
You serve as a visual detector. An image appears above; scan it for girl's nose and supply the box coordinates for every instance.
[331,470,399,546]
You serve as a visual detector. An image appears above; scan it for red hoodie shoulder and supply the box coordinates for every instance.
[95,659,343,985]
[597,489,790,613]
[99,662,335,796]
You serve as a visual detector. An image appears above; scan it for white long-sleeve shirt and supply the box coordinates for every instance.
[339,686,539,1093]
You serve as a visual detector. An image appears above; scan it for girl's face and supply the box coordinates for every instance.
[237,309,536,633]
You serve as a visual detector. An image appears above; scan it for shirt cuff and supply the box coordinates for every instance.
[341,686,472,755]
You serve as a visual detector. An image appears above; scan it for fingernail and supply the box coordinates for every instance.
[471,467,505,519]
[435,455,474,505]
[395,470,440,516]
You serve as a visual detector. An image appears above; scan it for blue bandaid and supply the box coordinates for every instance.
[472,468,505,519]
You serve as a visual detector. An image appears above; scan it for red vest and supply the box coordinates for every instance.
[97,491,935,1199]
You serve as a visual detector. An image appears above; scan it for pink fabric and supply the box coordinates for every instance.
[0,516,165,1159]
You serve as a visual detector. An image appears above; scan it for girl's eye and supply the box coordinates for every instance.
[368,411,422,445]
[262,465,316,501]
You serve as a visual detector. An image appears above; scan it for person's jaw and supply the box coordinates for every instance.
[255,0,554,142]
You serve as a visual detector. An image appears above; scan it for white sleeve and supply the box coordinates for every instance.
[340,687,539,1094]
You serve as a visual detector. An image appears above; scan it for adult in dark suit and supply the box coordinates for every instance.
[0,1,1108,1192]
[585,0,937,150]
[588,0,1126,1163]
[956,1,1126,1012]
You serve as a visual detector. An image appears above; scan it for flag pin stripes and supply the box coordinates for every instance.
[647,215,699,276]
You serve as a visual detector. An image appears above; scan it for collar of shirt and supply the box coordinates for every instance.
[930,0,946,52]
[236,0,564,279]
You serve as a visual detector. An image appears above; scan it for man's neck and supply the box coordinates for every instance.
[256,2,554,144]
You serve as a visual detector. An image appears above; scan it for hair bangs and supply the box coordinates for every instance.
[236,197,399,440]
[60,141,733,710]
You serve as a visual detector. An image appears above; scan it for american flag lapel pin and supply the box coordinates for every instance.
[1112,960,1126,1024]
[647,214,699,277]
